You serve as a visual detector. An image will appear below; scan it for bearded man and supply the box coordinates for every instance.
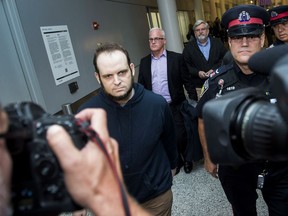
[183,20,227,91]
[78,43,177,216]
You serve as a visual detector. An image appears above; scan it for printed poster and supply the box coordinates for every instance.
[40,25,79,85]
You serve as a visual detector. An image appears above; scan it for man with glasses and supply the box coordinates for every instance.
[183,20,227,92]
[139,27,199,175]
[197,5,288,216]
[269,5,288,47]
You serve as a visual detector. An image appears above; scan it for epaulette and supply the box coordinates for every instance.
[210,63,234,81]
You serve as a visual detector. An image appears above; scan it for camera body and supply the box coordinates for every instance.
[4,102,87,215]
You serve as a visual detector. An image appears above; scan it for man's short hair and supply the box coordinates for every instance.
[93,43,131,73]
[149,27,166,38]
[193,20,209,31]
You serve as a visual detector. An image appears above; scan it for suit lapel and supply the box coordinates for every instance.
[146,56,153,90]
[208,38,214,63]
[166,51,172,83]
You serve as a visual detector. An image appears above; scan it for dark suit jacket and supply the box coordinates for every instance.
[138,50,198,104]
[183,37,227,88]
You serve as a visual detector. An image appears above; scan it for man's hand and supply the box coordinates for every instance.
[198,118,218,179]
[171,168,176,177]
[199,70,213,79]
[206,69,214,77]
[204,157,218,178]
[198,70,209,79]
[47,108,150,216]
[47,109,121,213]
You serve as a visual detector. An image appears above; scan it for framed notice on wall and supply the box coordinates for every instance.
[40,25,80,85]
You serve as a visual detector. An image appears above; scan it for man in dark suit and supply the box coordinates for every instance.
[183,20,227,91]
[139,27,198,174]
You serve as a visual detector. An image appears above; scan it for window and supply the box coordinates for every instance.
[177,11,190,43]
[146,8,162,29]
[146,8,191,44]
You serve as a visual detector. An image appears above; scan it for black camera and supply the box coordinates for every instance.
[4,102,87,215]
[203,45,288,165]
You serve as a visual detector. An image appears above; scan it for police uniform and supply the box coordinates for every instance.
[197,5,288,216]
[197,63,270,115]
[268,5,288,47]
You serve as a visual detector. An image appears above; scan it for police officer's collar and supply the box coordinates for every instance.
[234,61,267,84]
[234,62,253,76]
[151,49,167,59]
[274,39,286,46]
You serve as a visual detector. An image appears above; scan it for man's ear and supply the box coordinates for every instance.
[130,63,135,76]
[260,33,265,48]
[228,37,232,48]
[95,72,100,84]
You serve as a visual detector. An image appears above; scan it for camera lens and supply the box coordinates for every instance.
[242,102,287,160]
[231,99,288,161]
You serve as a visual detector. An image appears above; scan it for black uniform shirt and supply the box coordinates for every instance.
[196,61,270,118]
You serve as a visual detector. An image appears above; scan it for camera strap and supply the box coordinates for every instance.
[76,119,131,216]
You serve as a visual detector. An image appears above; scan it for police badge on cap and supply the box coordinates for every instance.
[221,5,269,37]
[269,5,288,26]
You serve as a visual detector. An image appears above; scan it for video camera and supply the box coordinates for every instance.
[3,102,87,215]
[203,45,288,165]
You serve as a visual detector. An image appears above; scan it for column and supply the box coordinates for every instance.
[220,0,226,17]
[229,2,233,9]
[209,0,217,22]
[217,7,222,19]
[193,0,205,20]
[157,0,183,53]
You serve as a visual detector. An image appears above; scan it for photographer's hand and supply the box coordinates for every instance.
[0,109,12,216]
[198,118,218,178]
[47,108,150,216]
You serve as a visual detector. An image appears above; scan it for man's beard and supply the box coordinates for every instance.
[197,34,208,43]
[100,77,134,103]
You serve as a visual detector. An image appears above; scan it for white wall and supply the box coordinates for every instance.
[2,0,151,113]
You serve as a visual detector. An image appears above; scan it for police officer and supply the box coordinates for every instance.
[197,5,288,216]
[268,5,288,47]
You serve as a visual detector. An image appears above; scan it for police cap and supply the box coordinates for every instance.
[269,5,288,26]
[221,5,269,37]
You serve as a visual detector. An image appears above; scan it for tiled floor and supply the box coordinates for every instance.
[61,161,269,216]
[172,161,268,216]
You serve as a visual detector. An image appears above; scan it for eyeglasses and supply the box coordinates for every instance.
[230,35,261,43]
[149,37,164,43]
[194,28,208,32]
[272,21,288,30]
